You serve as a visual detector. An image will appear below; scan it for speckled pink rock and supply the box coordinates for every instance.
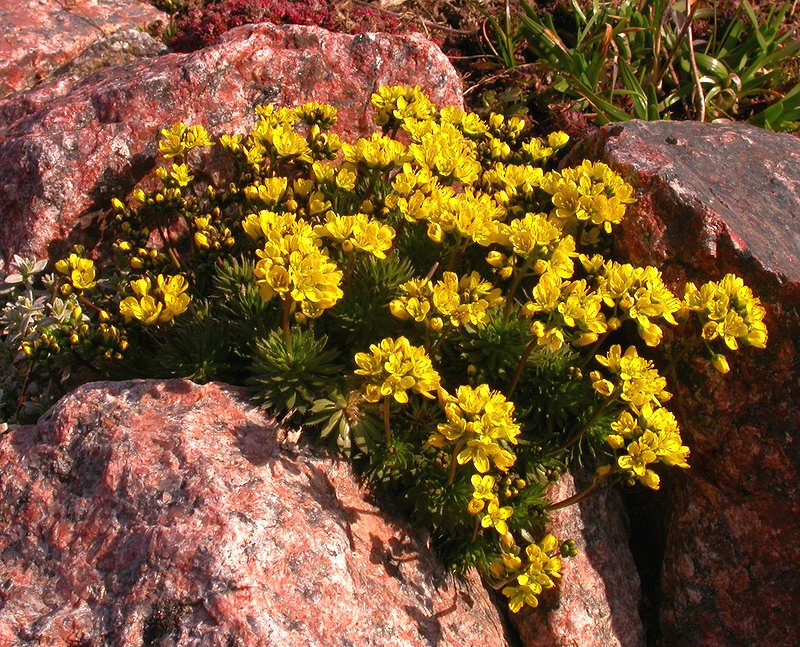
[0,380,508,646]
[567,120,800,647]
[511,472,646,647]
[0,0,165,98]
[0,22,462,263]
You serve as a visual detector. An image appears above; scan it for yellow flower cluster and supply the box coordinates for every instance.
[429,384,520,473]
[250,104,313,166]
[314,212,395,259]
[683,273,767,372]
[591,344,672,411]
[522,272,607,350]
[119,275,190,325]
[249,211,343,318]
[466,474,515,538]
[390,271,503,330]
[543,160,636,234]
[491,534,563,612]
[605,403,690,489]
[55,253,97,291]
[158,123,214,159]
[588,344,688,489]
[193,214,234,252]
[370,84,435,130]
[426,188,505,246]
[595,261,681,346]
[354,336,441,404]
[342,133,410,170]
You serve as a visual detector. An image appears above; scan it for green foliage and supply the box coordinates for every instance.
[0,86,769,612]
[249,327,339,415]
[488,0,800,130]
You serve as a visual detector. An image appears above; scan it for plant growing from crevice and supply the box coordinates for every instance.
[0,86,768,612]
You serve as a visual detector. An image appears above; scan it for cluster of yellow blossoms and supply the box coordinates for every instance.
[682,273,767,372]
[492,534,563,612]
[119,275,190,325]
[55,253,97,292]
[390,271,504,330]
[590,344,689,488]
[429,384,520,473]
[244,210,344,319]
[43,85,764,617]
[354,336,441,404]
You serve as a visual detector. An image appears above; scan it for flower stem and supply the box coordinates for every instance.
[281,299,292,351]
[503,258,533,319]
[383,395,392,446]
[446,442,464,485]
[576,329,612,371]
[471,517,480,543]
[547,471,617,511]
[541,393,616,459]
[507,338,537,398]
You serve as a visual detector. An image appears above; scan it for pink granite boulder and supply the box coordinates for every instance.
[566,120,800,647]
[0,379,509,646]
[0,0,165,99]
[0,22,463,263]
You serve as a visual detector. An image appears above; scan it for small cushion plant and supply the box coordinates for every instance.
[0,86,767,611]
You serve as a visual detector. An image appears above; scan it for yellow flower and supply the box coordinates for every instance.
[408,122,482,184]
[471,474,497,500]
[119,294,162,325]
[159,123,213,158]
[157,274,190,320]
[457,436,516,473]
[371,84,435,128]
[314,212,395,259]
[342,134,410,170]
[502,534,562,612]
[598,262,680,347]
[119,275,191,325]
[594,345,671,411]
[711,353,730,374]
[480,500,514,536]
[55,253,97,291]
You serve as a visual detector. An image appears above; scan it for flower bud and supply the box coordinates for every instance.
[194,232,210,250]
[711,353,730,374]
